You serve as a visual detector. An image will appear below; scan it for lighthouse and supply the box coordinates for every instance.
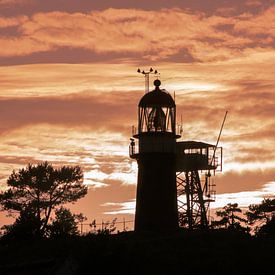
[130,79,180,232]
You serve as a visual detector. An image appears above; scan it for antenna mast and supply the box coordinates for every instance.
[209,110,228,167]
[137,67,158,93]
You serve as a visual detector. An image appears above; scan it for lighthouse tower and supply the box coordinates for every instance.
[130,79,180,232]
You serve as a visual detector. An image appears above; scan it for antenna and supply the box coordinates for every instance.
[209,110,228,167]
[137,67,158,93]
[205,110,228,200]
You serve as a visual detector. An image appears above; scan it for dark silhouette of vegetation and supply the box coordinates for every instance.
[1,208,41,240]
[1,229,275,275]
[257,216,275,236]
[246,198,275,235]
[1,200,275,274]
[210,200,275,235]
[211,203,249,232]
[246,198,275,224]
[0,162,87,239]
[49,207,87,238]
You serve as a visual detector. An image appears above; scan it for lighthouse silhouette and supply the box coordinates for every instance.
[130,71,224,232]
[130,79,180,232]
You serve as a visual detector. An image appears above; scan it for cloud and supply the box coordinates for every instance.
[1,57,275,180]
[0,91,139,135]
[0,5,274,62]
[233,6,275,37]
[212,181,275,208]
[0,15,27,27]
[102,200,135,215]
[214,168,275,194]
[103,181,275,215]
[0,0,30,5]
[83,161,137,188]
[0,63,142,97]
[0,122,138,189]
[1,1,272,16]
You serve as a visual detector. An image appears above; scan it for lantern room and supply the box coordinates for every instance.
[137,79,176,136]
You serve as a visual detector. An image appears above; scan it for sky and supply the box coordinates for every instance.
[0,0,275,231]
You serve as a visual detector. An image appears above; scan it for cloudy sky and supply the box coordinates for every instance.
[0,0,275,229]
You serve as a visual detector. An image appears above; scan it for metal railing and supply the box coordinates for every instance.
[78,218,135,235]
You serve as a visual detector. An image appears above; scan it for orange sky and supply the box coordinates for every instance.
[0,0,275,230]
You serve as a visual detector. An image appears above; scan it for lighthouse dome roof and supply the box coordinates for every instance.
[139,80,175,107]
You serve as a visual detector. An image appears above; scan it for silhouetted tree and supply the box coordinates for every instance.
[257,216,275,237]
[246,198,275,225]
[245,198,275,235]
[0,162,87,238]
[49,207,86,237]
[212,203,248,232]
[1,208,41,241]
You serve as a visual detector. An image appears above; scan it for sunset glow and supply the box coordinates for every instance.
[1,0,275,228]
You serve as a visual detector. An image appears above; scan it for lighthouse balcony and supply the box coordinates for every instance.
[129,137,178,159]
[131,125,181,139]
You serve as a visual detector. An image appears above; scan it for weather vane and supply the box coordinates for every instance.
[137,67,159,93]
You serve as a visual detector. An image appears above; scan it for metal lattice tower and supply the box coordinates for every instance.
[175,141,222,229]
[177,171,217,229]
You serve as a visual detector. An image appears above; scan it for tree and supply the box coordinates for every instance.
[0,162,87,238]
[1,208,41,241]
[246,198,275,225]
[212,203,248,231]
[257,216,275,236]
[245,198,275,235]
[49,207,86,237]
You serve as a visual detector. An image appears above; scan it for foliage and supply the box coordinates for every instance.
[0,162,87,238]
[246,198,275,225]
[49,207,87,237]
[245,198,275,236]
[1,208,41,241]
[212,203,249,232]
[257,216,275,236]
